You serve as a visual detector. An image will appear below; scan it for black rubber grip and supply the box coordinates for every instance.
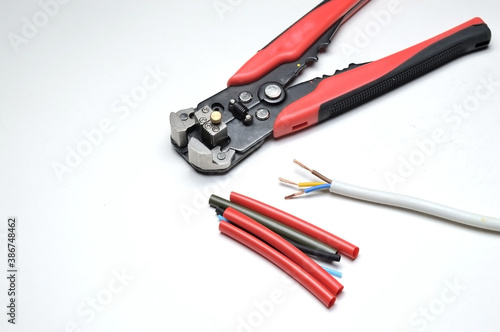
[317,21,491,122]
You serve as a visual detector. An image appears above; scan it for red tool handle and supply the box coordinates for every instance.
[273,18,491,138]
[227,0,369,87]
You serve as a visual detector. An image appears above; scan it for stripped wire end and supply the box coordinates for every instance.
[293,159,313,172]
[279,177,298,187]
[293,159,332,184]
[285,191,305,200]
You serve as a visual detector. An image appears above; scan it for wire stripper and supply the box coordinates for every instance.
[170,0,491,173]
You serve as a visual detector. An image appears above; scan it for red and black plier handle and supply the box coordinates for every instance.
[170,0,491,173]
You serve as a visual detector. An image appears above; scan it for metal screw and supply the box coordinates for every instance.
[243,114,253,125]
[264,84,282,100]
[180,113,189,121]
[202,106,210,113]
[217,152,226,160]
[210,111,222,125]
[239,91,253,103]
[199,117,207,124]
[204,123,212,130]
[255,108,270,121]
[212,126,220,132]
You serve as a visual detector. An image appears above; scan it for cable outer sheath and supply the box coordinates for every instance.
[209,195,339,255]
[329,180,500,232]
[230,192,359,259]
[224,208,343,295]
[219,221,336,308]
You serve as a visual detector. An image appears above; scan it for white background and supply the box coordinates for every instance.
[1,0,500,331]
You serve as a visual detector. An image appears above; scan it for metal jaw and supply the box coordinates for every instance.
[170,107,235,172]
[169,74,314,174]
[169,2,361,173]
[169,1,491,175]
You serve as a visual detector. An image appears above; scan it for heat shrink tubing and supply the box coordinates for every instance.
[209,195,341,261]
[219,208,339,308]
[211,193,359,307]
[284,237,341,262]
[230,192,359,259]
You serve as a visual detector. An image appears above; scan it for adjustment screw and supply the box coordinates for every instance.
[255,108,270,121]
[264,84,282,100]
[239,91,253,103]
[210,111,222,125]
[243,114,253,125]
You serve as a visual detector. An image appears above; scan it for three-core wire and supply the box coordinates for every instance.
[283,160,500,232]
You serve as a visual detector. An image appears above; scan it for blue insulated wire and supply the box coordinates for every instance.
[304,183,331,194]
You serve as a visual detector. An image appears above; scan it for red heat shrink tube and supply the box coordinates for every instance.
[219,219,336,308]
[230,192,359,259]
[223,207,343,296]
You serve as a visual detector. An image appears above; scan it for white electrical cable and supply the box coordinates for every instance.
[328,180,500,232]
